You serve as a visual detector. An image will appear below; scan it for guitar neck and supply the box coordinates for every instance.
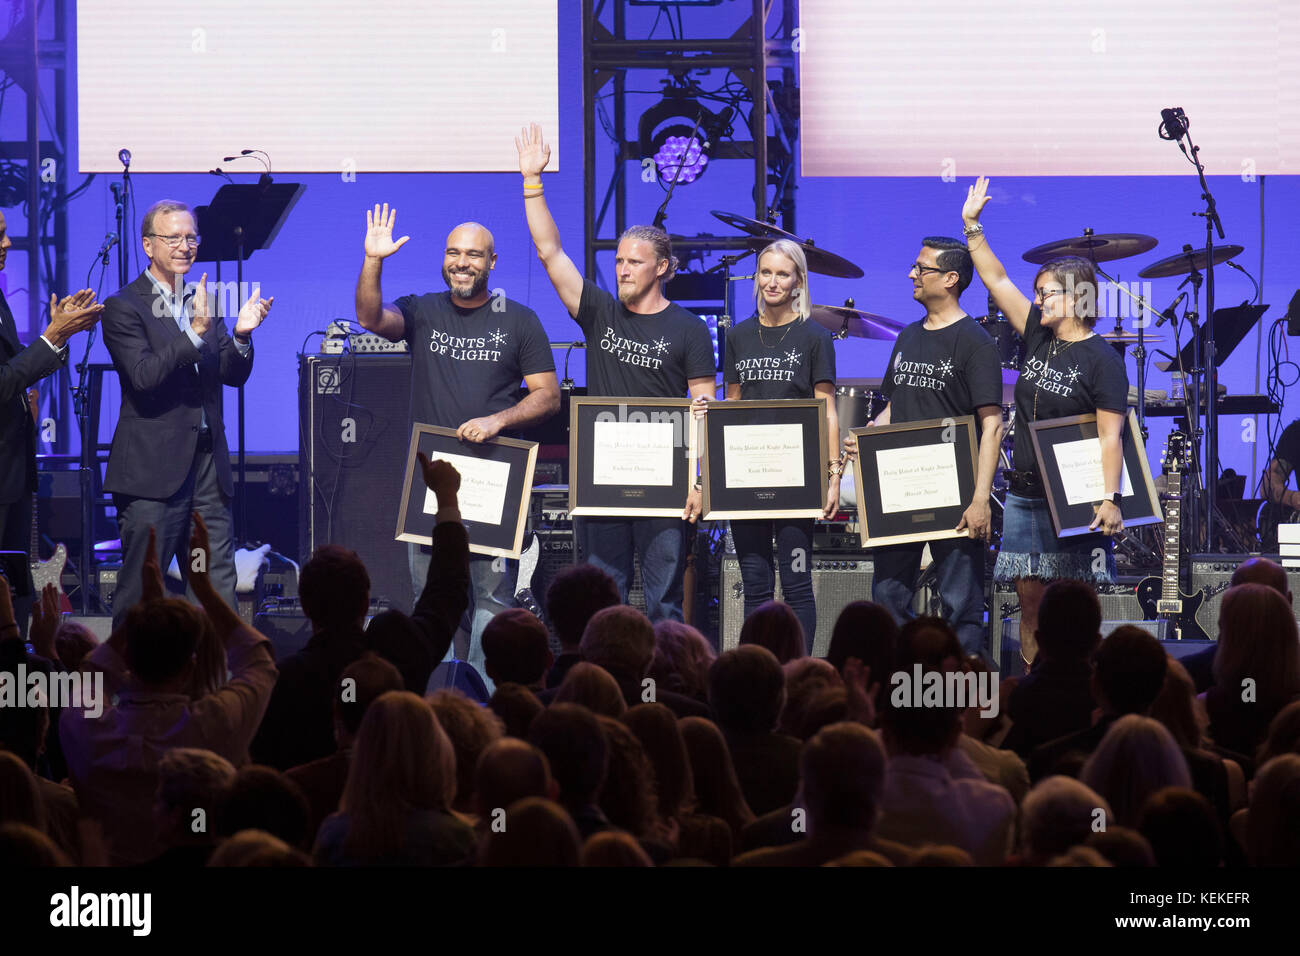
[1160,471,1182,601]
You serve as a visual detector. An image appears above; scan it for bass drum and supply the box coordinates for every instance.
[834,384,886,511]
[835,385,886,431]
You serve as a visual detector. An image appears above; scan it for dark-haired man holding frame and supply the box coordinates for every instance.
[516,123,716,622]
[845,238,1004,656]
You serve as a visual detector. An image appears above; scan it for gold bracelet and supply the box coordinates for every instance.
[523,182,544,190]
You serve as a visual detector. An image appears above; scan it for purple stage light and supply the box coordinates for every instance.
[653,135,708,185]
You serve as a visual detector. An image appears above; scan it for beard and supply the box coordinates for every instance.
[617,279,651,306]
[443,264,489,301]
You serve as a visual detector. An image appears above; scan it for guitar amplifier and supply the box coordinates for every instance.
[1190,554,1300,641]
[988,577,1154,674]
[718,553,873,658]
[299,354,414,609]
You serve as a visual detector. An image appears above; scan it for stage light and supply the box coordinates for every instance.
[637,94,732,187]
[653,134,708,184]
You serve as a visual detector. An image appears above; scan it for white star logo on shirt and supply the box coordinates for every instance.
[785,349,802,366]
[936,358,954,379]
[489,328,508,347]
[1067,365,1081,384]
[652,337,669,355]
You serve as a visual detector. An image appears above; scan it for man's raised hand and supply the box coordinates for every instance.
[364,203,410,260]
[515,123,551,179]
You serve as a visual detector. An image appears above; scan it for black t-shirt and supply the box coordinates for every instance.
[723,314,836,399]
[1013,303,1130,472]
[880,315,1002,423]
[1275,419,1300,474]
[576,281,717,397]
[395,291,555,431]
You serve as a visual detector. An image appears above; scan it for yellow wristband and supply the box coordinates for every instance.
[523,182,544,190]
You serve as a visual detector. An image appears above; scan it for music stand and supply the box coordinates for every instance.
[1155,303,1266,375]
[194,182,304,543]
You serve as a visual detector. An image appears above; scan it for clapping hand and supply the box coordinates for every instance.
[234,290,274,336]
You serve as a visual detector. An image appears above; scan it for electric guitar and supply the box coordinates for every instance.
[514,532,543,619]
[26,387,72,612]
[1136,431,1222,639]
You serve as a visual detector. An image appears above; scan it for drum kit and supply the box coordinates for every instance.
[707,210,1244,437]
[708,209,1258,560]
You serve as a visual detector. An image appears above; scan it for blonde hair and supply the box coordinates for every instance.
[340,691,456,860]
[754,239,811,321]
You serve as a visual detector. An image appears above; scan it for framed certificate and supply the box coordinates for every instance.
[701,399,828,520]
[568,397,697,517]
[849,416,979,547]
[1028,408,1162,537]
[396,424,538,558]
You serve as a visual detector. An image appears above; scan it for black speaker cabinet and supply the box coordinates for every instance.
[1191,553,1300,641]
[300,354,414,609]
[718,553,874,658]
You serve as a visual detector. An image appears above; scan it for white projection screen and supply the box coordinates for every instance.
[77,0,559,173]
[800,0,1300,176]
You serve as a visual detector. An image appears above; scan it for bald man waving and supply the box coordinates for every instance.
[356,206,560,689]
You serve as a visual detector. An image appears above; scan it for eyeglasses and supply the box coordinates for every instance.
[1036,288,1068,301]
[910,262,951,277]
[148,234,201,249]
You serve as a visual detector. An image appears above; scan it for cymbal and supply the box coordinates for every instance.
[810,304,903,340]
[711,209,798,243]
[712,209,865,279]
[1100,330,1166,343]
[1137,243,1246,279]
[1022,233,1158,265]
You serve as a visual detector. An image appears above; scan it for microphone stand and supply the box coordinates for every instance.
[1173,113,1227,550]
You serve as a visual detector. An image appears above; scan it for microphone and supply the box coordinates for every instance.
[209,167,235,184]
[1154,291,1187,328]
[110,182,122,201]
[118,148,131,169]
[1158,107,1187,141]
[98,233,118,264]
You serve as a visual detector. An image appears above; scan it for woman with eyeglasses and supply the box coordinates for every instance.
[961,176,1128,667]
[697,239,839,654]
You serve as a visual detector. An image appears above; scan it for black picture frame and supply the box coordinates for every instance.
[850,416,979,546]
[568,397,697,517]
[1027,409,1162,537]
[396,424,538,558]
[701,399,829,520]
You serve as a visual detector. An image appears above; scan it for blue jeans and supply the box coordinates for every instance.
[409,543,516,693]
[572,516,686,623]
[112,447,238,628]
[730,518,817,654]
[873,536,987,658]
